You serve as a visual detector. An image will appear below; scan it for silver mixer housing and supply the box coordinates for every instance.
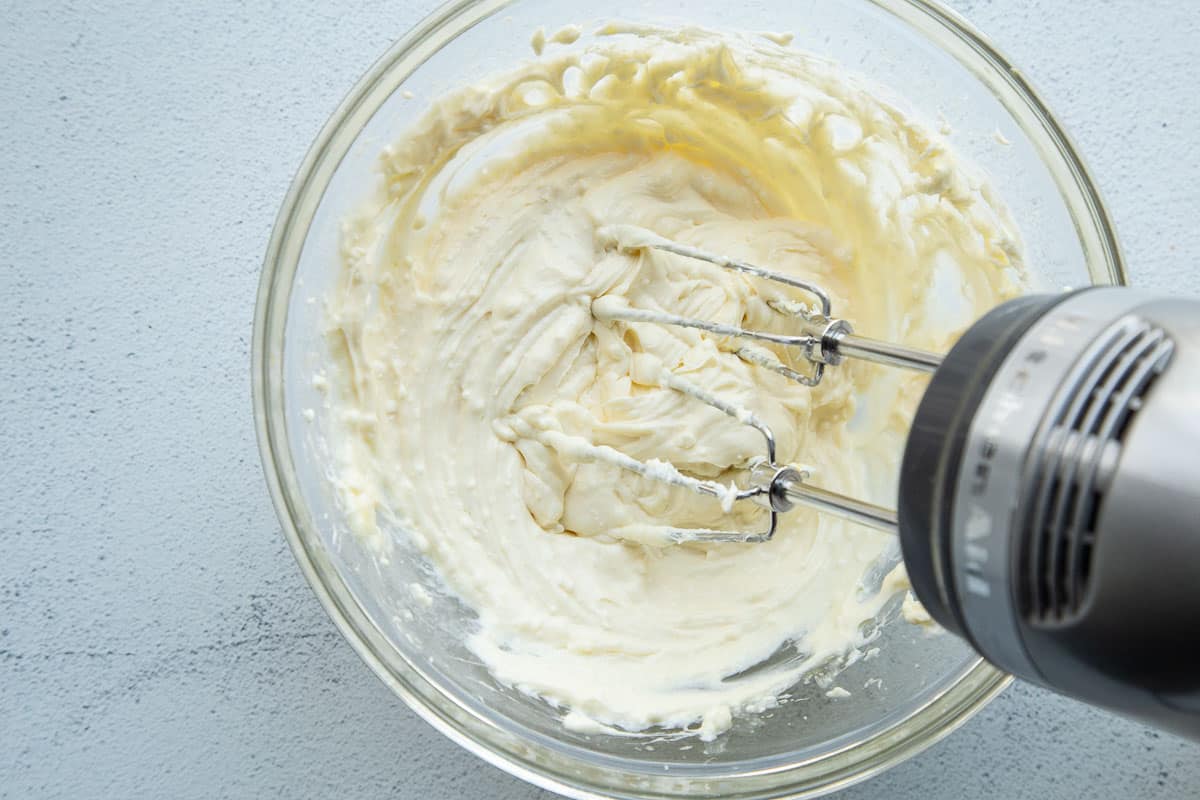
[898,287,1200,738]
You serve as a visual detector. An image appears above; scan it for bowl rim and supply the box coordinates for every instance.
[252,1,1126,797]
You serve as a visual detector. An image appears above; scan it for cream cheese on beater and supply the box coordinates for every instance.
[323,25,1024,739]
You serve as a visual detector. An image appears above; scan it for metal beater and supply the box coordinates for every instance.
[590,224,944,543]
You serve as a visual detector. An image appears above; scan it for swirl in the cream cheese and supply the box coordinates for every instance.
[323,25,1024,738]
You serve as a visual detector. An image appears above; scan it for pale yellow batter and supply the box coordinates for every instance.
[323,25,1023,738]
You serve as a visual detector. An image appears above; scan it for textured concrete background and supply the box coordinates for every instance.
[2,1,1197,797]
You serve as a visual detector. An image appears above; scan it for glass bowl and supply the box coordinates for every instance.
[253,0,1125,797]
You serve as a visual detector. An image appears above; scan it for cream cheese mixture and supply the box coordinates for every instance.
[322,25,1024,739]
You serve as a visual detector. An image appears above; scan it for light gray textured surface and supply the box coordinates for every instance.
[2,1,1197,797]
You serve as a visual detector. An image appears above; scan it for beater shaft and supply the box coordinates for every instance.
[770,469,899,533]
[832,333,942,373]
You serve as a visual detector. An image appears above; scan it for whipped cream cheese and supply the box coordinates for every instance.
[322,25,1024,738]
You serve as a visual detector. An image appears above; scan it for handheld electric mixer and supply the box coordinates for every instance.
[588,224,1200,739]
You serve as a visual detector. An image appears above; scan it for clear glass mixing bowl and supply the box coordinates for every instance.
[253,1,1125,796]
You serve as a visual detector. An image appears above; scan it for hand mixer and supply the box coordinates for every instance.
[592,225,1200,740]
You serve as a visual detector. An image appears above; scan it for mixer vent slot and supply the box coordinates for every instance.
[1022,318,1174,625]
